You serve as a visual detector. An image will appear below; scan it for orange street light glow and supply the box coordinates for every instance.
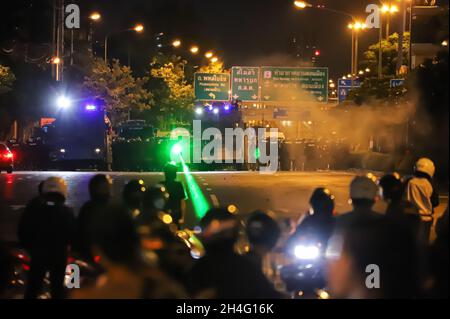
[190,46,199,54]
[134,24,144,32]
[90,12,101,21]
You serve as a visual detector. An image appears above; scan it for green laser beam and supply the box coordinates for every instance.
[179,156,210,220]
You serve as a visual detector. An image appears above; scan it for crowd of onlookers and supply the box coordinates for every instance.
[0,158,448,299]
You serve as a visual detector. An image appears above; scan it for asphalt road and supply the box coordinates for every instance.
[1,171,448,243]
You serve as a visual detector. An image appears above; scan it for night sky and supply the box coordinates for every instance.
[2,0,407,78]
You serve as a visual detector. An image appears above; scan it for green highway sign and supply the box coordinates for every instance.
[260,67,328,102]
[231,67,260,102]
[194,73,230,101]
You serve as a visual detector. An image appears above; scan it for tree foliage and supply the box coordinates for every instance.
[198,60,226,74]
[149,54,194,125]
[0,65,15,95]
[362,32,410,77]
[83,58,153,125]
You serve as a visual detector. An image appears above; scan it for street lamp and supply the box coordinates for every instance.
[348,21,367,78]
[104,24,145,62]
[205,51,214,59]
[52,57,61,65]
[211,57,219,63]
[190,46,199,54]
[293,1,311,9]
[89,12,101,21]
[381,4,398,39]
[134,24,144,33]
[172,39,182,48]
[294,1,355,81]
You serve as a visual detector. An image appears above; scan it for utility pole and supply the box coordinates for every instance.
[396,0,407,74]
[378,15,383,79]
[53,0,65,82]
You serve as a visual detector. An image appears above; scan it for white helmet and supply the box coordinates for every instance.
[42,177,68,198]
[350,175,379,200]
[415,158,435,178]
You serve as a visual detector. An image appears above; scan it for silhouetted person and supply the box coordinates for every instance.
[290,188,336,249]
[18,177,75,299]
[245,210,281,270]
[123,179,145,214]
[139,185,194,287]
[379,173,422,241]
[71,204,185,299]
[337,175,382,229]
[77,174,113,261]
[327,217,421,298]
[187,208,281,299]
[161,163,186,226]
[428,207,449,298]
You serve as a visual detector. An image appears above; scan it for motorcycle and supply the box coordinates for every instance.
[7,246,102,298]
[280,235,330,299]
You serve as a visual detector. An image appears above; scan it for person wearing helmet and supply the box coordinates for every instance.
[187,208,281,299]
[337,175,382,229]
[77,174,113,262]
[404,158,440,241]
[161,163,187,226]
[18,177,75,299]
[245,210,281,270]
[289,188,336,252]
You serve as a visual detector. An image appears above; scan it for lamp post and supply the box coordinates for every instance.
[104,24,144,62]
[348,22,367,79]
[381,4,399,39]
[89,12,101,49]
[294,1,355,77]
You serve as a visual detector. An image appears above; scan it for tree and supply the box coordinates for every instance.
[347,33,411,104]
[362,32,410,77]
[198,60,226,74]
[149,53,195,126]
[0,65,16,139]
[0,65,15,95]
[83,58,153,126]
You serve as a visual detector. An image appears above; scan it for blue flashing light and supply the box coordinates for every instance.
[85,104,97,111]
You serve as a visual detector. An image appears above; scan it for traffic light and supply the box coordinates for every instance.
[314,50,321,56]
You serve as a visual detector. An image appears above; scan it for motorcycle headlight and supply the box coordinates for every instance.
[294,245,320,260]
